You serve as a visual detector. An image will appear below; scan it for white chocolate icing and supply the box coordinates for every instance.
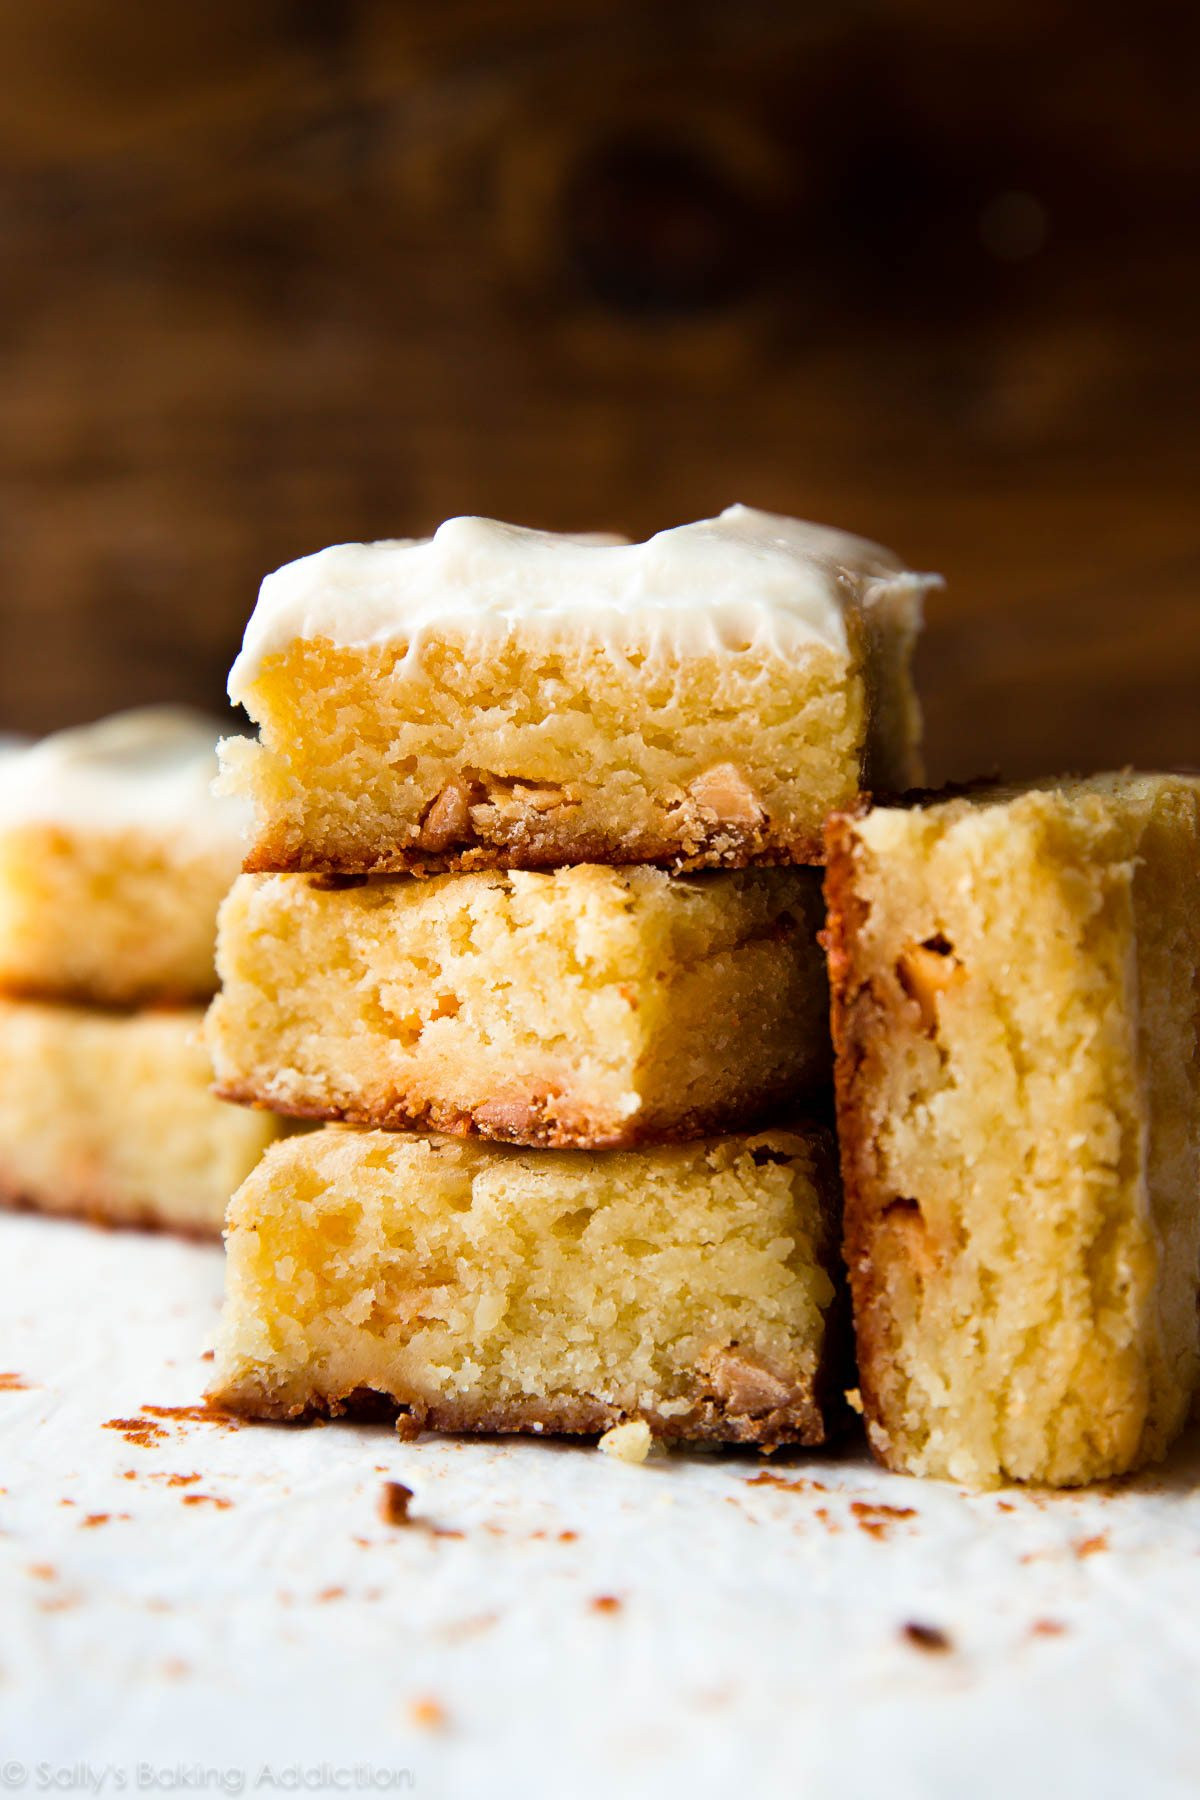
[228,505,939,702]
[0,707,249,850]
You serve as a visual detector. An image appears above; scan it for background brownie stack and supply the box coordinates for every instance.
[0,708,285,1237]
[203,509,930,1445]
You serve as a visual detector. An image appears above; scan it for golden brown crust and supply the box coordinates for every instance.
[211,1369,830,1449]
[822,808,902,1470]
[0,977,217,1012]
[212,1077,810,1152]
[0,1173,222,1243]
[242,824,829,878]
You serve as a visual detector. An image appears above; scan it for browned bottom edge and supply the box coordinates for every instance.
[242,830,829,879]
[0,1180,223,1244]
[0,979,217,1014]
[822,807,903,1471]
[212,1078,829,1152]
[209,1381,831,1450]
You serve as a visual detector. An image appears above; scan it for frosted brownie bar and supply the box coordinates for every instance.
[0,998,285,1237]
[206,864,830,1149]
[825,774,1200,1487]
[221,507,936,874]
[209,1123,846,1446]
[0,709,247,1006]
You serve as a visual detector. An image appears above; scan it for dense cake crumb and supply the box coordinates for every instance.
[209,1124,844,1449]
[902,1622,952,1653]
[827,774,1200,1488]
[379,1481,415,1526]
[207,864,830,1149]
[597,1421,653,1463]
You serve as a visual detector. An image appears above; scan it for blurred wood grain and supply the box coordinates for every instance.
[0,0,1196,781]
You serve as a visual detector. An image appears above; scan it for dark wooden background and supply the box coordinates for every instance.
[0,1,1196,783]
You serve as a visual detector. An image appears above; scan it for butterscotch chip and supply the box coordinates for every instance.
[208,1123,845,1447]
[206,864,831,1149]
[826,772,1200,1488]
[687,764,766,828]
[419,780,476,852]
[698,1348,796,1417]
[895,940,965,1033]
[220,508,936,874]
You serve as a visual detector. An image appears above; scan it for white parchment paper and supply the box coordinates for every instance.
[2,1212,1198,1800]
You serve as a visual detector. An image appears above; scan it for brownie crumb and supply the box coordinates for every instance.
[1032,1618,1067,1636]
[380,1480,415,1526]
[181,1494,232,1509]
[598,1420,652,1463]
[852,1501,918,1540]
[746,1472,827,1494]
[103,1416,168,1449]
[408,1696,446,1730]
[902,1621,952,1653]
[27,1563,56,1581]
[141,1402,239,1429]
[559,1530,578,1542]
[0,1372,32,1391]
[1074,1534,1108,1558]
[591,1595,622,1614]
[38,1593,80,1615]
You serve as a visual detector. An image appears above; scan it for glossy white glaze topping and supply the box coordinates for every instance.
[0,707,248,849]
[228,505,938,701]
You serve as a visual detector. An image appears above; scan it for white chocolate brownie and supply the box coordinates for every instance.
[825,773,1200,1487]
[210,1123,846,1446]
[0,998,286,1237]
[206,864,830,1149]
[0,709,248,1006]
[221,507,936,874]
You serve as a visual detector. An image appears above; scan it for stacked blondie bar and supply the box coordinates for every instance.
[205,507,932,1446]
[202,504,1200,1490]
[0,709,285,1235]
[825,772,1200,1486]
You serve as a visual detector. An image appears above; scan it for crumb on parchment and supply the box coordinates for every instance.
[598,1420,653,1464]
[380,1480,415,1525]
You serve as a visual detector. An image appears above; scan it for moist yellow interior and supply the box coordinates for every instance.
[0,822,238,1005]
[207,864,830,1145]
[220,630,882,868]
[0,998,283,1233]
[213,1125,838,1423]
[848,775,1200,1486]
